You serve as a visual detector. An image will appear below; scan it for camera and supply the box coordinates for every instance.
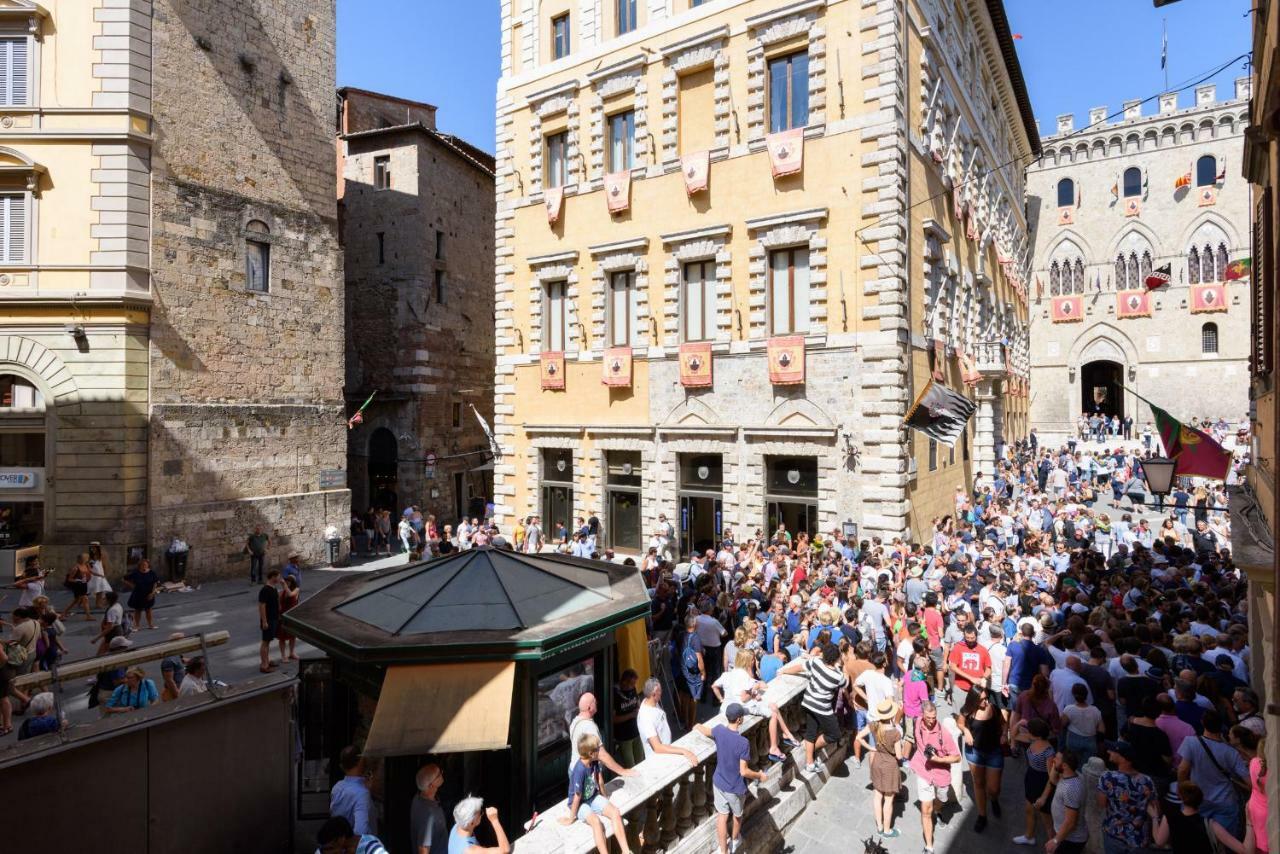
[923,745,938,760]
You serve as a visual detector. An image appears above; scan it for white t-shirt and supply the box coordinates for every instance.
[854,669,895,711]
[636,702,671,761]
[987,642,1008,691]
[179,674,208,696]
[1049,668,1091,712]
[713,668,758,714]
[105,602,125,629]
[567,716,602,776]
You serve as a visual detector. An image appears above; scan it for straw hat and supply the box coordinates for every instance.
[870,697,901,723]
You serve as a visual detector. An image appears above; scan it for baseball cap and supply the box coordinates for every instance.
[725,703,746,723]
[109,636,133,651]
[1105,740,1137,761]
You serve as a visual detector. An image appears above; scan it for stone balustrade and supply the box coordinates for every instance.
[973,340,1006,376]
[513,671,842,854]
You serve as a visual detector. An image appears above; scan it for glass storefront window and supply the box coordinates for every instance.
[0,502,41,547]
[542,448,574,483]
[765,456,818,497]
[605,451,640,487]
[0,432,44,467]
[535,656,595,752]
[679,453,722,491]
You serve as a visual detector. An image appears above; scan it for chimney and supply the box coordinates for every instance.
[1088,106,1107,126]
[1158,93,1178,114]
[1123,99,1142,121]
[1056,113,1074,135]
[1195,84,1216,105]
[1235,76,1252,101]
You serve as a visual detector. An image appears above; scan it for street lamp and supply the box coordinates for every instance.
[1141,457,1177,499]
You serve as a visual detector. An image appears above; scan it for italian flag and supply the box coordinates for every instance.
[1150,402,1232,481]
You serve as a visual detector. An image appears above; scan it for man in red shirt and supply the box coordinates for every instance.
[947,624,991,695]
[922,592,945,693]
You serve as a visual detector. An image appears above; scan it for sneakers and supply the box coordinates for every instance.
[804,762,822,775]
[990,798,1002,818]
[782,737,799,749]
[880,828,901,839]
[1012,836,1036,846]
[974,815,988,833]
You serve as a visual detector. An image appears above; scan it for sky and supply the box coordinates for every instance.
[336,0,1253,155]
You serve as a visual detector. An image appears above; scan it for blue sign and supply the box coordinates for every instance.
[681,504,688,531]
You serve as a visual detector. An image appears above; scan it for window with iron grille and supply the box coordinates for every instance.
[1201,322,1218,354]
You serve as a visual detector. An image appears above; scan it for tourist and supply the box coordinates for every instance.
[956,686,1005,832]
[568,692,636,778]
[856,697,905,838]
[87,542,112,609]
[1152,780,1255,854]
[1043,751,1088,854]
[1247,738,1268,854]
[330,745,375,836]
[92,591,128,655]
[612,669,643,768]
[410,763,447,854]
[103,666,159,714]
[448,796,510,854]
[179,655,210,696]
[316,816,389,854]
[712,648,797,763]
[277,574,301,662]
[1011,717,1056,845]
[121,557,159,630]
[16,691,60,740]
[1176,709,1249,838]
[160,631,186,700]
[779,641,847,775]
[908,700,960,854]
[676,613,706,731]
[694,702,768,854]
[258,568,283,673]
[1061,682,1104,764]
[636,678,697,765]
[244,525,269,584]
[63,554,93,621]
[559,733,632,854]
[1096,740,1158,854]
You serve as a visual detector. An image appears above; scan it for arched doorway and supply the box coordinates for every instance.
[1080,360,1124,420]
[368,427,399,511]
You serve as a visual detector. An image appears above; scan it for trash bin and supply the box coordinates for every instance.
[326,537,341,566]
[166,550,189,582]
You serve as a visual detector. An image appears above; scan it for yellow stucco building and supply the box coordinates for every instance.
[493,0,1036,553]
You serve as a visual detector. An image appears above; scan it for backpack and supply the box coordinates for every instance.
[4,637,29,668]
[681,637,700,681]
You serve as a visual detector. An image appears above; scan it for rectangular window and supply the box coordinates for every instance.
[928,438,938,472]
[376,232,385,265]
[552,13,571,60]
[544,280,567,351]
[768,247,810,335]
[0,38,30,107]
[246,238,270,293]
[682,260,717,342]
[608,270,636,347]
[373,155,391,190]
[768,51,810,133]
[451,401,462,428]
[0,193,25,264]
[435,230,445,260]
[434,270,445,304]
[616,0,637,35]
[607,110,635,172]
[545,131,568,189]
[678,67,715,154]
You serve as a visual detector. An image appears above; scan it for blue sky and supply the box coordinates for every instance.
[336,0,1253,154]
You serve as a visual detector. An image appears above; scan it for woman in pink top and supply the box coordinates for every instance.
[902,653,931,727]
[1248,747,1268,854]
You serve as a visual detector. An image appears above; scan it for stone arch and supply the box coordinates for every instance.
[661,396,722,428]
[1142,129,1158,150]
[0,336,79,408]
[1179,211,1241,253]
[0,146,38,169]
[1106,220,1163,260]
[762,397,835,429]
[1067,322,1141,369]
[1198,117,1215,139]
[1044,229,1093,261]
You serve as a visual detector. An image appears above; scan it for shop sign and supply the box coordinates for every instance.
[319,469,346,489]
[0,470,36,488]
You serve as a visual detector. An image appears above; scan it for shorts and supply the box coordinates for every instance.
[713,786,745,817]
[929,647,944,668]
[65,580,88,598]
[804,709,840,744]
[963,745,1005,769]
[261,622,278,643]
[574,794,610,821]
[916,775,952,803]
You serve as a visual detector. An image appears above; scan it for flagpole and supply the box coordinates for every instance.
[1162,19,1168,91]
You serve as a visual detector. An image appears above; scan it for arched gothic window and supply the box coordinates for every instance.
[1202,322,1219,354]
[1215,243,1229,282]
[1073,259,1085,293]
[1126,253,1139,291]
[1188,246,1201,284]
[1115,254,1127,290]
[1201,244,1215,283]
[1123,167,1142,197]
[1050,261,1061,295]
[1140,251,1152,287]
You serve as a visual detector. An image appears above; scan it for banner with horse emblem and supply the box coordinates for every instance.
[678,342,713,387]
[767,336,805,384]
[958,350,980,387]
[1197,186,1217,207]
[1190,283,1227,313]
[545,187,564,224]
[1123,197,1141,217]
[1116,289,1151,318]
[601,347,632,387]
[766,128,804,178]
[604,170,631,213]
[682,151,709,195]
[1051,295,1083,323]
[1057,207,1074,226]
[540,351,565,390]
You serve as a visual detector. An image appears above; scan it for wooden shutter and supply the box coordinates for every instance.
[9,37,26,106]
[7,193,24,263]
[1254,188,1273,375]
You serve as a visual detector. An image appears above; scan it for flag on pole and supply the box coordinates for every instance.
[1110,180,1119,201]
[1144,263,1171,290]
[347,390,377,430]
[1216,163,1226,184]
[1225,258,1253,280]
[1174,169,1191,190]
[1148,400,1233,481]
[1160,24,1167,70]
[903,379,976,447]
[471,404,502,462]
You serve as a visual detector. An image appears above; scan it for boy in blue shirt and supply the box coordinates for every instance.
[560,733,632,854]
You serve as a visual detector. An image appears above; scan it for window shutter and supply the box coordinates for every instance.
[0,40,10,106]
[7,194,24,263]
[9,37,26,106]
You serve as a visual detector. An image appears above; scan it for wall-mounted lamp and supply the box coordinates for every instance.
[64,323,86,341]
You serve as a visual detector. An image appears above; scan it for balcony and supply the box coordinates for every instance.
[973,340,1007,378]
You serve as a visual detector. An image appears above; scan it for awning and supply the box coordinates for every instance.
[362,661,516,757]
[469,459,494,472]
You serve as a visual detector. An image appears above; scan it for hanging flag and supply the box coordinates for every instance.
[1035,276,1043,301]
[1116,289,1152,318]
[681,150,710,195]
[1144,263,1171,290]
[540,351,566,389]
[679,342,713,387]
[1215,163,1226,184]
[601,346,633,387]
[346,390,377,430]
[1095,273,1102,293]
[604,170,631,213]
[1051,295,1083,322]
[1190,283,1227,312]
[1110,180,1119,201]
[1160,24,1167,70]
[1174,170,1191,190]
[1198,186,1217,207]
[1225,258,1252,280]
[1012,33,1023,40]
[471,404,502,462]
[930,338,946,381]
[903,379,976,447]
[958,350,980,386]
[1148,400,1233,481]
[1124,197,1141,217]
[767,336,806,384]
[766,128,804,178]
[545,186,564,224]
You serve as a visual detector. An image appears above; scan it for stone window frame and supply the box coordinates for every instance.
[586,54,649,188]
[240,213,277,296]
[0,16,37,111]
[526,249,581,355]
[921,218,951,344]
[525,80,581,198]
[741,436,840,535]
[659,224,732,348]
[587,237,649,356]
[587,432,658,550]
[745,207,828,339]
[527,430,586,528]
[649,435,739,544]
[658,25,732,167]
[744,0,828,147]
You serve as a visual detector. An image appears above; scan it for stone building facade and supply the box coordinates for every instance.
[493,0,1036,554]
[1027,81,1253,442]
[339,89,496,523]
[0,0,348,581]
